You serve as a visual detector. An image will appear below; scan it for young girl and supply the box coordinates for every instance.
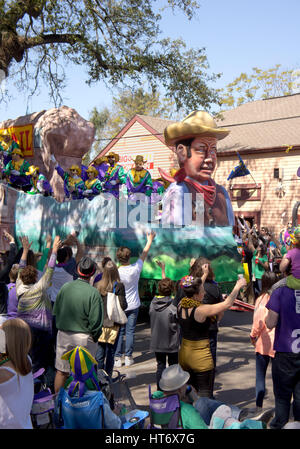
[0,318,34,428]
[280,226,300,280]
[250,272,276,412]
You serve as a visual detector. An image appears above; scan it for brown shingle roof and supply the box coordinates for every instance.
[136,114,175,135]
[216,93,300,152]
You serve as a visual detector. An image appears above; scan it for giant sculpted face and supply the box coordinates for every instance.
[178,136,217,183]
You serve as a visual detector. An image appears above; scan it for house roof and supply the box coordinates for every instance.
[136,114,175,135]
[92,94,300,162]
[91,114,175,162]
[216,93,300,153]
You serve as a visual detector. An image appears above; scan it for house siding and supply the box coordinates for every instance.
[102,120,177,179]
[215,149,300,235]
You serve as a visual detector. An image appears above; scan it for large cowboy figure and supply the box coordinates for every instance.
[160,111,234,227]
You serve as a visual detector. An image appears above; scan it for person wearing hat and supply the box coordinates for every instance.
[279,226,300,285]
[80,165,102,200]
[53,256,104,393]
[102,152,126,198]
[92,156,109,182]
[160,111,234,227]
[25,165,53,196]
[3,148,31,190]
[152,364,270,429]
[0,129,20,168]
[55,346,123,429]
[125,155,153,199]
[51,155,85,200]
[151,364,208,429]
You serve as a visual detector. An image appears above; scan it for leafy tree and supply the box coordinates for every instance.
[84,86,179,163]
[0,0,220,110]
[217,65,300,109]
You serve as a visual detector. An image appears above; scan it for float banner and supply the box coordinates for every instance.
[0,124,34,157]
[14,191,242,282]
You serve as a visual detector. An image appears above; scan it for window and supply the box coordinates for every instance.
[229,183,261,202]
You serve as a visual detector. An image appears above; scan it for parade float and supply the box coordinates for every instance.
[0,107,243,305]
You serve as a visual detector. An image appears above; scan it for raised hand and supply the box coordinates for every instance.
[21,236,33,252]
[3,230,14,244]
[155,260,165,269]
[52,236,62,253]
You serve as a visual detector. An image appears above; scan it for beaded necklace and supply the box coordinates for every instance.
[180,296,202,308]
[0,353,10,366]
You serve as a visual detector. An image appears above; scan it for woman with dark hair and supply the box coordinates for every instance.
[95,260,127,377]
[250,271,277,413]
[177,275,246,397]
[194,257,223,388]
[173,257,210,307]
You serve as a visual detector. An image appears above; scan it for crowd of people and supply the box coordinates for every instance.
[0,219,300,430]
[0,131,165,201]
[234,217,295,303]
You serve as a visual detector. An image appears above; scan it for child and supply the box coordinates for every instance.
[149,278,180,390]
[280,226,300,281]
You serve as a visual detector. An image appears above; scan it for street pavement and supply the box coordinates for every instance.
[113,309,275,414]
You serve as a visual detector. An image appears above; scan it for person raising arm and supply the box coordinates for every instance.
[194,277,247,323]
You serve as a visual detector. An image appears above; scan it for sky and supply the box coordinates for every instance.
[1,0,300,122]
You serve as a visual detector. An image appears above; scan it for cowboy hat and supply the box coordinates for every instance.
[133,155,147,164]
[86,166,98,176]
[93,156,108,165]
[26,165,39,176]
[1,129,10,138]
[159,364,190,391]
[11,148,23,157]
[164,110,230,146]
[106,152,120,163]
[69,164,81,175]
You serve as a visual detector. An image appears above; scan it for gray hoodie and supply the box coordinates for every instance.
[149,296,180,353]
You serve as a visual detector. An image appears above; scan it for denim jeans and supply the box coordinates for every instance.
[270,351,300,429]
[95,334,119,378]
[114,307,139,358]
[253,279,262,298]
[255,352,272,408]
[194,397,241,426]
[155,352,178,390]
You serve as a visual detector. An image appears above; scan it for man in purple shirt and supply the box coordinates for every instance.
[266,284,300,428]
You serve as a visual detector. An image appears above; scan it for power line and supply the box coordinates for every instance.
[93,114,300,142]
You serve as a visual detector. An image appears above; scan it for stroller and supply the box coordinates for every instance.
[30,368,56,429]
[98,368,148,429]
